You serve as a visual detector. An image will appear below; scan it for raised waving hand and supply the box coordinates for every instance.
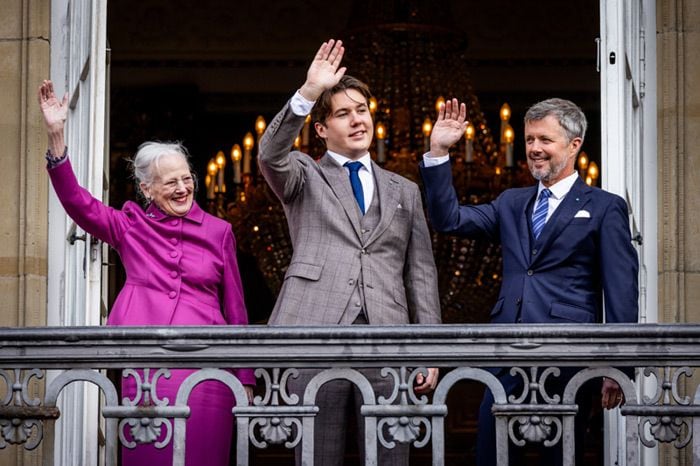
[299,39,347,102]
[429,98,467,157]
[38,80,68,156]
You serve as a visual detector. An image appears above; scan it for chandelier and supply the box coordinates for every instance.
[203,2,599,324]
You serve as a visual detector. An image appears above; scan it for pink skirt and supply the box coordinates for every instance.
[120,369,236,466]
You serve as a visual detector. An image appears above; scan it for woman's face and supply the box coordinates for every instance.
[141,153,194,217]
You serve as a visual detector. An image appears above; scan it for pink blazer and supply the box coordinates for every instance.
[49,159,254,384]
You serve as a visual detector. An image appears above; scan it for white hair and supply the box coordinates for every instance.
[131,141,193,198]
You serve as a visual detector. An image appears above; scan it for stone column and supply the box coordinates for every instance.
[657,0,700,465]
[0,0,50,464]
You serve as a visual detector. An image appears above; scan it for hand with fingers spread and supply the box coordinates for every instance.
[429,98,468,157]
[299,39,347,102]
[37,80,68,156]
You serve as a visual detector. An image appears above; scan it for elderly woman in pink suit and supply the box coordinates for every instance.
[38,80,254,465]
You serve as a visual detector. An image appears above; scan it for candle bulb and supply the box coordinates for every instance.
[577,151,589,177]
[255,116,266,173]
[465,122,475,163]
[435,96,445,115]
[369,97,378,117]
[294,135,301,149]
[230,144,242,184]
[206,159,218,199]
[375,122,386,163]
[215,150,226,194]
[422,117,432,153]
[499,103,511,144]
[504,125,514,167]
[243,132,254,174]
[587,161,599,186]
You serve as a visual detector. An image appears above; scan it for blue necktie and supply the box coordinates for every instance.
[531,188,552,239]
[345,161,365,214]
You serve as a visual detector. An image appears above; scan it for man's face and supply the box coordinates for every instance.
[524,115,582,187]
[314,89,374,160]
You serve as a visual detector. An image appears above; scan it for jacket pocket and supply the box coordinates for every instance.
[393,286,408,309]
[550,301,595,323]
[285,261,323,281]
[490,297,505,317]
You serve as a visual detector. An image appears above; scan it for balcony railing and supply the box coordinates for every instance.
[1,324,700,465]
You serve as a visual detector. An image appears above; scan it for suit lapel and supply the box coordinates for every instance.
[534,177,591,261]
[365,162,401,246]
[317,154,363,240]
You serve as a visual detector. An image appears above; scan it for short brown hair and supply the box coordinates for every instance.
[310,75,373,126]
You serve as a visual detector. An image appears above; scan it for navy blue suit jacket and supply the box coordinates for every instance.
[420,161,639,325]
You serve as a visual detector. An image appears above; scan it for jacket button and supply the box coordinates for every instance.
[171,219,179,226]
[168,291,177,299]
[517,318,522,323]
[532,249,538,255]
[355,301,362,307]
[170,271,178,278]
[348,279,354,285]
[516,297,522,304]
[527,270,533,276]
[170,251,178,258]
[170,238,178,245]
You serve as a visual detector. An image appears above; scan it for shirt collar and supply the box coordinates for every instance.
[327,150,373,174]
[145,200,204,224]
[538,171,579,200]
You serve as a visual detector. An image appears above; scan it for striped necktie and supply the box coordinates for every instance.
[532,188,552,239]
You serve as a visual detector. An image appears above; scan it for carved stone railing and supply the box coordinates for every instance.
[1,324,700,465]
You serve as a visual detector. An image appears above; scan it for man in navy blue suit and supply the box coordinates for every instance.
[420,98,639,465]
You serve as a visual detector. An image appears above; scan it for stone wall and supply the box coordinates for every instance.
[0,0,50,464]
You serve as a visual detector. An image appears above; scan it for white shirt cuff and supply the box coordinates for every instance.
[422,153,450,167]
[290,90,315,117]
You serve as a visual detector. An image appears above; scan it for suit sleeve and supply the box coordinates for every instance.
[48,158,131,247]
[404,184,442,324]
[220,226,256,386]
[419,160,500,240]
[258,101,309,204]
[599,195,639,323]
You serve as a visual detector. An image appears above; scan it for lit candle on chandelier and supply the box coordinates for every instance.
[375,122,386,163]
[206,158,218,199]
[422,117,432,153]
[368,97,378,117]
[435,96,446,115]
[243,132,254,175]
[230,144,242,184]
[577,151,589,177]
[499,103,511,144]
[215,150,226,193]
[504,124,514,167]
[465,122,475,163]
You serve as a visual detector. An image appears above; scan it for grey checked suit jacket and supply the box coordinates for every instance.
[258,101,441,326]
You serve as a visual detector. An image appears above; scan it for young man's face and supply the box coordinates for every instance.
[314,89,374,160]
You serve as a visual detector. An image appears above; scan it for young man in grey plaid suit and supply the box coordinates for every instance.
[258,39,442,465]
